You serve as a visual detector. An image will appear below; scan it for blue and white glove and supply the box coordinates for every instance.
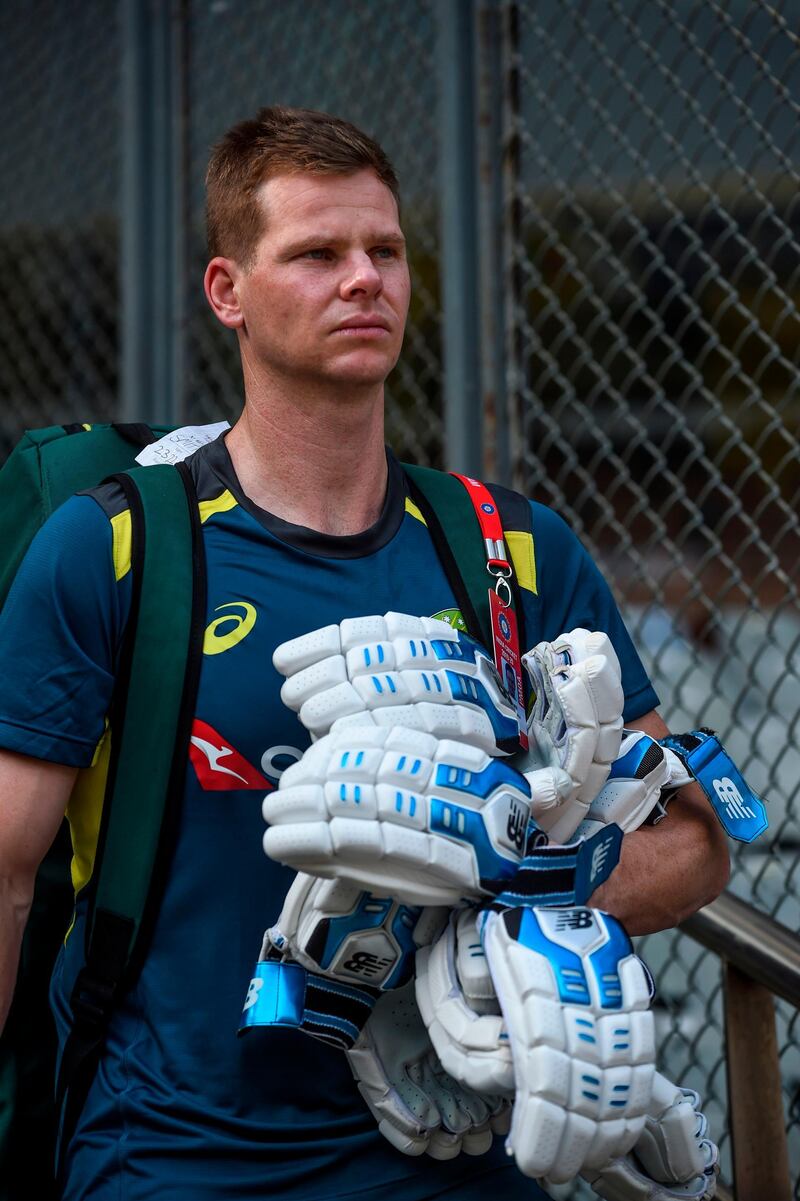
[273,612,520,754]
[415,907,513,1096]
[347,980,510,1160]
[579,1072,718,1200]
[273,615,624,835]
[479,904,656,1183]
[262,725,534,905]
[518,628,625,842]
[265,870,446,991]
[573,730,691,841]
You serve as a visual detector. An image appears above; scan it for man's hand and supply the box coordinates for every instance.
[262,726,533,905]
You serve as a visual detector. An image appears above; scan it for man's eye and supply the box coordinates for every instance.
[373,247,396,260]
[303,248,332,261]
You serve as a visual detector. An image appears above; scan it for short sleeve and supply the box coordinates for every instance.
[530,502,660,721]
[0,494,129,766]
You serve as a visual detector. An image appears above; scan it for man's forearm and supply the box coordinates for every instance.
[0,874,34,1032]
[587,778,730,934]
[587,707,731,935]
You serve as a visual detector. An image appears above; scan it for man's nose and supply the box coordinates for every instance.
[339,253,382,299]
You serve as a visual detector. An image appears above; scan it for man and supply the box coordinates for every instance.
[0,107,728,1200]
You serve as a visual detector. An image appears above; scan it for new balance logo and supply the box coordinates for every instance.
[590,836,613,885]
[342,951,394,978]
[713,777,755,821]
[506,799,527,852]
[555,909,595,932]
[243,977,263,1011]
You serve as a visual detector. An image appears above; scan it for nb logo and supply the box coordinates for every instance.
[712,777,755,822]
[343,951,393,977]
[555,909,594,931]
[590,837,613,884]
[243,977,263,1011]
[203,601,257,655]
[506,800,527,852]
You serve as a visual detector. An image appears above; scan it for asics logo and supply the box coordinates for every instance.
[342,951,393,977]
[204,602,257,655]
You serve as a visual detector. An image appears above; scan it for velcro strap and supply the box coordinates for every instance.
[488,824,623,910]
[238,960,379,1050]
[659,728,768,843]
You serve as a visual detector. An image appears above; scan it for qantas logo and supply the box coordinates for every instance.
[189,719,273,791]
[203,602,257,655]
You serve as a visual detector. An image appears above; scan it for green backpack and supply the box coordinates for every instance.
[0,425,530,1197]
[0,422,205,1199]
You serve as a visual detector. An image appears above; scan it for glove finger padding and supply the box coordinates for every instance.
[480,904,656,1184]
[266,872,446,991]
[346,979,509,1159]
[580,1071,718,1201]
[574,732,696,842]
[416,908,514,1096]
[263,726,533,905]
[273,612,520,753]
[521,629,624,842]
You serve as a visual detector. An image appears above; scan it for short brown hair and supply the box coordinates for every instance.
[205,106,401,267]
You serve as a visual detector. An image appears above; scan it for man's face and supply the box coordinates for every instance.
[235,168,410,390]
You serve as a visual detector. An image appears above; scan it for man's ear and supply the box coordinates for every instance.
[204,257,245,329]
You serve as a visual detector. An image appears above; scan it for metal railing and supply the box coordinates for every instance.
[681,890,800,1201]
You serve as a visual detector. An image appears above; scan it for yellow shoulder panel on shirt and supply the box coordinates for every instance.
[64,726,112,940]
[507,529,537,595]
[110,510,132,581]
[199,489,238,525]
[405,497,427,525]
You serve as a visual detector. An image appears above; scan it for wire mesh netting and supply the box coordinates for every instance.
[183,0,445,466]
[509,1,800,1192]
[0,0,119,458]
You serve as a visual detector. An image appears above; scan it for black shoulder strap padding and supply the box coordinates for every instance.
[55,461,205,1175]
[61,423,88,436]
[111,423,160,449]
[401,463,491,648]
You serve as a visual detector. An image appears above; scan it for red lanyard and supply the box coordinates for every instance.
[451,474,529,750]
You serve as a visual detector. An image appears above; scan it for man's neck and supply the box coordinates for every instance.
[224,379,389,536]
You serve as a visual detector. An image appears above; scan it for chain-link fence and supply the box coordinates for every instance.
[0,0,120,458]
[508,2,800,1193]
[1,1,799,1195]
[183,0,445,466]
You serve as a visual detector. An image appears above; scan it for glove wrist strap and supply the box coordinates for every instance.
[239,959,379,1050]
[659,728,767,843]
[488,825,623,909]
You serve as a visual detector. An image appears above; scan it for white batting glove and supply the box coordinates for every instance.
[265,871,446,992]
[574,731,693,841]
[262,725,533,905]
[415,907,513,1097]
[346,980,510,1159]
[273,612,520,753]
[520,628,625,842]
[579,1071,718,1200]
[480,904,656,1184]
